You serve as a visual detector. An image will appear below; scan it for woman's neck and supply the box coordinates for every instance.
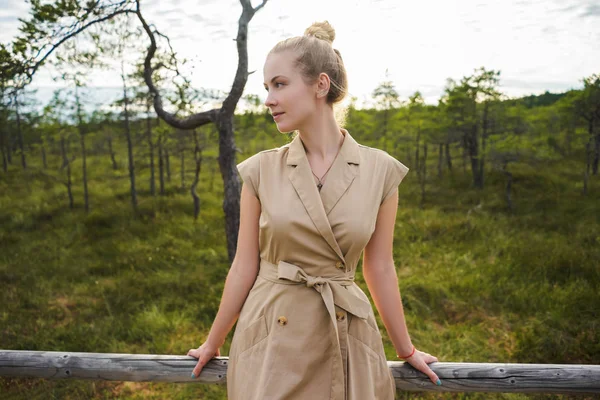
[298,113,344,161]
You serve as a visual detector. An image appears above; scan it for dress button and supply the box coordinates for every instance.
[336,311,345,321]
[277,316,288,326]
[335,261,344,269]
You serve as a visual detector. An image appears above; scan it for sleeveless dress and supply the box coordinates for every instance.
[227,129,409,400]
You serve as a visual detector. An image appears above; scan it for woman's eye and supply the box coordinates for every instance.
[264,83,284,91]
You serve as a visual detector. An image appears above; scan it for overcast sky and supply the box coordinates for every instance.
[1,0,599,108]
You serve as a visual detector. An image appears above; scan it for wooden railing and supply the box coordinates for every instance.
[1,350,599,394]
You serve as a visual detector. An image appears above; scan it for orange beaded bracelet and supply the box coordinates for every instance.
[397,345,416,359]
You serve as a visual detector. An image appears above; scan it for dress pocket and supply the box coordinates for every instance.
[348,315,384,359]
[236,314,268,356]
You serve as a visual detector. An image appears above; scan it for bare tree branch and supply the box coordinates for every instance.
[136,0,218,129]
[17,8,137,90]
[253,0,269,13]
[221,0,268,115]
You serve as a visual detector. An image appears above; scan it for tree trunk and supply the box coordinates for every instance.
[75,85,89,213]
[158,133,165,195]
[437,143,443,179]
[445,143,453,171]
[479,101,488,188]
[41,144,47,169]
[180,146,185,191]
[107,136,118,170]
[165,148,171,182]
[60,136,74,209]
[5,129,12,164]
[79,132,89,212]
[191,129,202,220]
[15,95,26,169]
[121,63,138,213]
[146,102,156,196]
[466,126,482,189]
[1,146,6,172]
[217,114,242,262]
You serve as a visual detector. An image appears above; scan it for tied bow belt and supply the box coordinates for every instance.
[258,259,372,332]
[258,259,372,398]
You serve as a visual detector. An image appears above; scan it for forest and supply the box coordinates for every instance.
[1,1,599,399]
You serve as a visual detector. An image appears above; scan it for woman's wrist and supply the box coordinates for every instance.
[396,344,416,359]
[206,332,225,349]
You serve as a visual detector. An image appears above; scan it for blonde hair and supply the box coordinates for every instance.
[269,21,349,125]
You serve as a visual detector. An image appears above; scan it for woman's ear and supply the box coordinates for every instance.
[316,72,331,98]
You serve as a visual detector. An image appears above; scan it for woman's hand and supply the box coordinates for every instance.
[403,348,441,386]
[187,342,221,379]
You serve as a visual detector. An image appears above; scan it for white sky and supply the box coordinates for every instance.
[1,0,599,109]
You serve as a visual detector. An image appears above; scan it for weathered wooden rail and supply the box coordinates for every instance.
[1,350,599,394]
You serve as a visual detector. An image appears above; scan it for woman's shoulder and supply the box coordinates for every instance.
[237,143,290,173]
[245,142,293,163]
[356,143,401,165]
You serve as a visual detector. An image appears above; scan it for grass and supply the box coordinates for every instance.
[0,140,598,399]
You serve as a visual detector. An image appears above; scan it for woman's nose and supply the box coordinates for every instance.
[264,92,276,107]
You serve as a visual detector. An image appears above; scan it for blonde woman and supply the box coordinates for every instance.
[187,20,441,399]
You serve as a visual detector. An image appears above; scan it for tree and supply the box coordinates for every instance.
[10,0,269,261]
[442,67,502,189]
[41,90,76,209]
[53,40,101,213]
[406,92,425,173]
[571,74,600,179]
[345,97,378,159]
[371,69,401,140]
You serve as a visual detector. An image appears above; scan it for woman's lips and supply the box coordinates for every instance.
[273,112,284,120]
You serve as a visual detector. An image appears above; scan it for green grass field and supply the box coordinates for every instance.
[0,143,598,399]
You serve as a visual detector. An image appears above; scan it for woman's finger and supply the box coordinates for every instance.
[423,353,438,363]
[192,356,207,379]
[418,362,441,386]
[187,349,198,357]
[189,345,221,379]
[408,353,441,386]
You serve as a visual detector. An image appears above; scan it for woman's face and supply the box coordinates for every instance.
[263,51,317,133]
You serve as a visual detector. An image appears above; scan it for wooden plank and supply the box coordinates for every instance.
[0,350,228,384]
[1,350,599,394]
[389,361,600,394]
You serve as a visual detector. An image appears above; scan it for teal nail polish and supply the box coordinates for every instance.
[436,379,442,386]
[191,373,196,379]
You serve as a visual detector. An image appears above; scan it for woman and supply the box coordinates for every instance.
[187,21,441,399]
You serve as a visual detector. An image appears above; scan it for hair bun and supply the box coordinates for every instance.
[304,21,335,45]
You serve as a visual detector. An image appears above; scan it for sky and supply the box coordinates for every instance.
[1,0,599,110]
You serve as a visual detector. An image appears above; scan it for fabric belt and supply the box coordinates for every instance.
[258,259,371,325]
[258,259,371,399]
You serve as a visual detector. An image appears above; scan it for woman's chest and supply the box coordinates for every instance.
[259,173,381,251]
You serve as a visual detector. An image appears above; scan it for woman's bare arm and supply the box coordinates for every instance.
[363,188,441,385]
[205,183,261,348]
[363,189,413,356]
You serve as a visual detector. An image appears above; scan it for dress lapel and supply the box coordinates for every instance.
[286,129,361,263]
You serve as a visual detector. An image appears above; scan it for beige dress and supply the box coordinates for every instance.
[228,129,409,400]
